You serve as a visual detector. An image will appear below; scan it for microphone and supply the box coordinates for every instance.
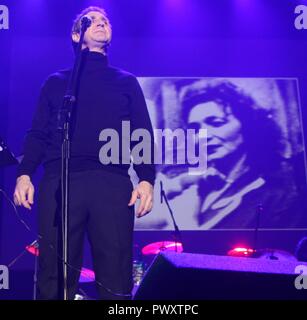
[81,16,92,28]
[160,181,163,204]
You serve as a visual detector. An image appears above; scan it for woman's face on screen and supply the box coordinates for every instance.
[188,101,244,162]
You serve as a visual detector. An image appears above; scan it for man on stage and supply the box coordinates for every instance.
[13,6,155,300]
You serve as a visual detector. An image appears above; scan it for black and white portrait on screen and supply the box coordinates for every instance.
[132,77,307,230]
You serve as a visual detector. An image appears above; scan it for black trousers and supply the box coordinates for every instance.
[37,169,135,300]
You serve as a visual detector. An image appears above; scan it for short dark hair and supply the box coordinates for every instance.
[71,6,112,52]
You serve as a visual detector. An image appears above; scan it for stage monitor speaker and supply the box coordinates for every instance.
[134,252,307,300]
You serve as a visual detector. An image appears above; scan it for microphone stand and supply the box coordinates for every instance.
[57,18,91,300]
[30,240,39,300]
[252,203,263,257]
[160,181,183,252]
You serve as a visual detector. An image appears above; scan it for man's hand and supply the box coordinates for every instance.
[13,175,35,210]
[128,181,154,218]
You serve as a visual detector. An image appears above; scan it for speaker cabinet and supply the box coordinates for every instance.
[134,252,307,300]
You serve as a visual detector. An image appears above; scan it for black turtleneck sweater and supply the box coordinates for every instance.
[17,51,156,185]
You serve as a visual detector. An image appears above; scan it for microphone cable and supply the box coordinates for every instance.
[0,188,132,299]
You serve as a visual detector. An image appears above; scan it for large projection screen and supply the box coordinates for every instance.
[133,78,307,230]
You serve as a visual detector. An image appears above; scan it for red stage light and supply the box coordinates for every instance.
[227,246,255,257]
[142,241,183,255]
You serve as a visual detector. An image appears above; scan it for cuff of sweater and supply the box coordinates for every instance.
[136,169,156,186]
[16,166,33,179]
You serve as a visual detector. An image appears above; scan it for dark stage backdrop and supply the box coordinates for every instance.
[1,0,307,272]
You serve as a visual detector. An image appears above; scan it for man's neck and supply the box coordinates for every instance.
[82,45,106,55]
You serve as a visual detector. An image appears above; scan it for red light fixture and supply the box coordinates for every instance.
[227,246,255,257]
[142,241,183,255]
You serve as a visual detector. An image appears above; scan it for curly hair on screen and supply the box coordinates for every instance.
[181,81,286,175]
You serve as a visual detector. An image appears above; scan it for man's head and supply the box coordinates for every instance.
[71,6,112,54]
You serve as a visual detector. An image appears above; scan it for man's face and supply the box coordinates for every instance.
[188,101,244,163]
[72,11,112,50]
